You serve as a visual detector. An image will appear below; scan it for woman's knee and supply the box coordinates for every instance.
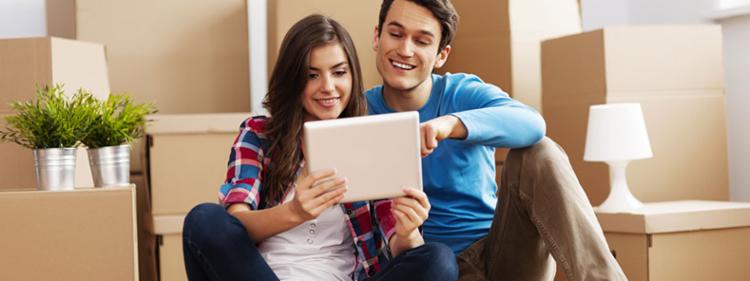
[184,203,244,245]
[414,243,459,280]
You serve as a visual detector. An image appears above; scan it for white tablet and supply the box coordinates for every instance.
[303,111,422,203]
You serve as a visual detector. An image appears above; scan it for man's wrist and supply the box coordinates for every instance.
[445,115,468,140]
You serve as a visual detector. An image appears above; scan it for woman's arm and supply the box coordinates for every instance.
[229,169,348,242]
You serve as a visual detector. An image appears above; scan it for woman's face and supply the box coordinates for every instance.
[302,42,352,121]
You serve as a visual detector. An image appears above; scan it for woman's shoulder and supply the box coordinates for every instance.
[239,115,269,133]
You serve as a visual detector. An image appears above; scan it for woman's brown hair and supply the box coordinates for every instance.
[261,14,366,205]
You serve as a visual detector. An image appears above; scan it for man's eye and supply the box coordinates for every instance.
[389,32,402,38]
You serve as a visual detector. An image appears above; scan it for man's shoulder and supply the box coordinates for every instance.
[364,85,383,97]
[436,72,501,96]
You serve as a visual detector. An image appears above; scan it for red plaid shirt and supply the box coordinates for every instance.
[219,116,397,280]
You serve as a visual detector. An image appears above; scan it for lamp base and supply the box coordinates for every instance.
[596,160,645,213]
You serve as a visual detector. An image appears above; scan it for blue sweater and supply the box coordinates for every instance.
[366,73,546,254]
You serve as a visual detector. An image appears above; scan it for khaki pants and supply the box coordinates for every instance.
[457,138,627,281]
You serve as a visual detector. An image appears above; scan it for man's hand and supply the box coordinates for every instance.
[420,115,467,157]
[287,169,347,222]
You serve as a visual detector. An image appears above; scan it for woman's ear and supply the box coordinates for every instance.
[433,45,452,69]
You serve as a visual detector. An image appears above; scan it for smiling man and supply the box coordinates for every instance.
[366,0,628,280]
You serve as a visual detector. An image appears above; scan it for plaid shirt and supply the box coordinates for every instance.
[219,116,397,280]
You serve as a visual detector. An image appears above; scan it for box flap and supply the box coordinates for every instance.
[596,200,750,234]
[146,113,251,135]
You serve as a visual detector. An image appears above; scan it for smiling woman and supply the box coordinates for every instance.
[181,14,458,281]
[301,43,353,121]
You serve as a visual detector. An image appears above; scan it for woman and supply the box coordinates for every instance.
[182,15,458,281]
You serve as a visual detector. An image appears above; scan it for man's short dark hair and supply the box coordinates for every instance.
[377,0,459,52]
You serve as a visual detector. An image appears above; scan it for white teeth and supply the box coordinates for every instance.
[317,98,339,106]
[391,60,415,70]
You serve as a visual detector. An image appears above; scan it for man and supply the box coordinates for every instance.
[366,0,628,280]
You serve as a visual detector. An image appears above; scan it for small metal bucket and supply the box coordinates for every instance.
[88,144,130,188]
[33,148,77,191]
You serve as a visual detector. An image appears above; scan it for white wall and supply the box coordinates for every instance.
[717,14,750,202]
[581,0,750,202]
[0,0,47,39]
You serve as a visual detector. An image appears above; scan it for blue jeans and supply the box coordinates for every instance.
[183,203,458,281]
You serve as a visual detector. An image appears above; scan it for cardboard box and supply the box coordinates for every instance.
[596,201,750,281]
[0,36,111,190]
[267,0,381,89]
[541,25,728,205]
[154,215,186,281]
[0,186,138,281]
[146,113,249,216]
[75,0,249,115]
[440,0,582,111]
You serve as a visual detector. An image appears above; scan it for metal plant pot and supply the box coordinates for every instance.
[33,148,77,191]
[88,144,130,188]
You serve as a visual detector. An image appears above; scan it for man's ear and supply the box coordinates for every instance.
[433,45,452,69]
[372,26,380,51]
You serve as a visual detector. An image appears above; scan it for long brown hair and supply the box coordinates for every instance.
[262,15,366,204]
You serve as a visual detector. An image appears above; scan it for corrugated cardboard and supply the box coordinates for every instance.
[597,201,750,281]
[267,0,381,90]
[541,25,728,205]
[0,37,110,190]
[146,113,249,216]
[0,186,138,281]
[441,0,582,111]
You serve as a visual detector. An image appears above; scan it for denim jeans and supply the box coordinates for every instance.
[183,203,458,281]
[456,137,628,281]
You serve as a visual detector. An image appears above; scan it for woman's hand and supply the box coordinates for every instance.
[389,187,430,256]
[287,168,348,222]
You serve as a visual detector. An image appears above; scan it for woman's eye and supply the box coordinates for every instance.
[308,73,319,79]
[333,70,347,77]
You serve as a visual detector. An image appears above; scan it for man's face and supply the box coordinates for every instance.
[373,0,450,93]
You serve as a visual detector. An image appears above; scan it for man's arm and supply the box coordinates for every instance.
[420,74,546,156]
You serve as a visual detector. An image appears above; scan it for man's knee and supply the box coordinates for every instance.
[508,137,567,168]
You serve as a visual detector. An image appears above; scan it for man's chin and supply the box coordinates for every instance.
[383,78,416,92]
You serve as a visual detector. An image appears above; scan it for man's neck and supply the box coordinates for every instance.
[382,76,433,112]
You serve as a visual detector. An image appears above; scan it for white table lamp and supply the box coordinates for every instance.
[584,103,652,212]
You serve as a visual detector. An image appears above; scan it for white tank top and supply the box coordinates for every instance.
[258,189,355,281]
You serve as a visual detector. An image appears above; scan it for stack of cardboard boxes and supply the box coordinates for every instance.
[73,1,253,279]
[542,25,728,206]
[145,113,249,281]
[542,25,744,280]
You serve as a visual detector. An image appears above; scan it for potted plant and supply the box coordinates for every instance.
[82,93,157,187]
[0,84,98,190]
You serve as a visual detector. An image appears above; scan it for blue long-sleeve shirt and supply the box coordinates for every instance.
[366,73,546,254]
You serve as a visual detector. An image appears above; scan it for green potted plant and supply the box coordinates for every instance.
[82,93,157,187]
[0,84,98,190]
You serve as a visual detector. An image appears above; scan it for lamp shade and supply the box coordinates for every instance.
[584,103,653,162]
